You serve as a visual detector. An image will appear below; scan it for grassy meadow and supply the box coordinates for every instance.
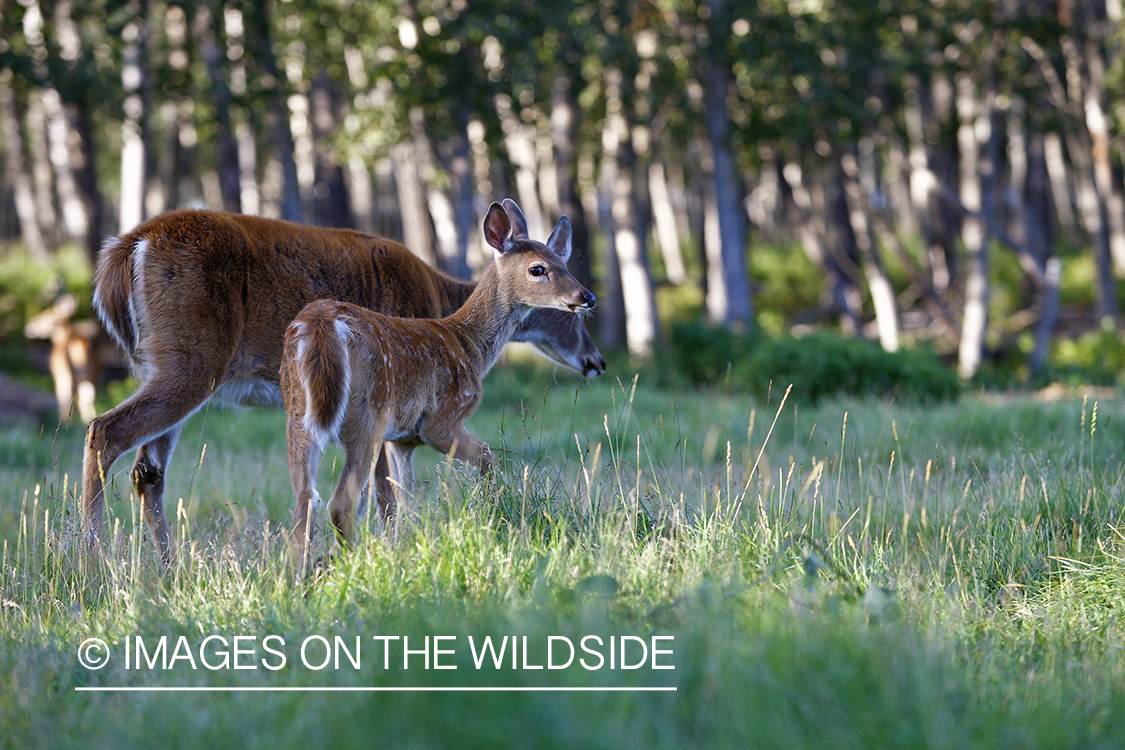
[2,358,1125,748]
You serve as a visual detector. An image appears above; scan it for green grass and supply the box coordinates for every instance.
[3,364,1125,748]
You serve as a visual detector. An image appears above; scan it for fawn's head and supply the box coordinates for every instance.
[483,199,596,315]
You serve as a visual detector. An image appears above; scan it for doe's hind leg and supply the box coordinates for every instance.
[83,365,222,566]
[131,425,184,567]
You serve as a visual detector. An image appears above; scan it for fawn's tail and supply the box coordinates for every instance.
[292,308,352,441]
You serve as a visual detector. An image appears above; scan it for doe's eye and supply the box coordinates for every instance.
[529,265,547,277]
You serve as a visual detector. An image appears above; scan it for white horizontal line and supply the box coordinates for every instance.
[75,686,677,693]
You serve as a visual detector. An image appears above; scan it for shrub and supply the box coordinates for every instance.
[1049,326,1125,387]
[733,332,961,404]
[659,324,961,403]
[657,320,762,388]
[0,242,92,337]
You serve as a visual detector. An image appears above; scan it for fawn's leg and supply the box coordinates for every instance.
[286,412,327,575]
[326,411,390,550]
[378,441,418,520]
[358,445,392,520]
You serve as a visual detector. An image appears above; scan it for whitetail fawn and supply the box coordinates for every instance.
[282,199,595,570]
[84,207,603,567]
[24,292,101,425]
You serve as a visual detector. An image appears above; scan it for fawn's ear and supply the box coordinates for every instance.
[545,216,573,264]
[501,198,529,240]
[484,202,513,254]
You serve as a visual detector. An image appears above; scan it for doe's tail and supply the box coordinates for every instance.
[91,235,140,357]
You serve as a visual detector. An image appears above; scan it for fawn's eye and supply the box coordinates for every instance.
[529,265,547,277]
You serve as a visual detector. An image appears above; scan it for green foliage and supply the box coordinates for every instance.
[655,319,763,389]
[1050,325,1125,386]
[659,324,961,404]
[749,240,823,335]
[0,243,93,338]
[736,331,962,404]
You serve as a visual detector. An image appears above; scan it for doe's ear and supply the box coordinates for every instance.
[545,216,573,264]
[484,202,513,253]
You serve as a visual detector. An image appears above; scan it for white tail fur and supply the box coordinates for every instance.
[293,317,352,444]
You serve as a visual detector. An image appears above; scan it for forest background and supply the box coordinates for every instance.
[2,0,1125,393]
[6,4,1125,745]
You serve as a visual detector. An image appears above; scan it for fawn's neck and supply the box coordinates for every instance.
[445,268,527,376]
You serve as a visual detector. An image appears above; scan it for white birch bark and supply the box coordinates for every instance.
[119,12,146,232]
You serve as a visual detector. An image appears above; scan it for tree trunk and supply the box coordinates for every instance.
[783,156,863,333]
[1024,122,1060,375]
[495,92,545,240]
[249,0,301,222]
[23,0,87,249]
[410,106,467,276]
[38,0,104,259]
[550,73,595,295]
[955,69,986,379]
[194,1,239,213]
[702,0,752,329]
[603,66,658,357]
[119,1,149,232]
[0,73,48,260]
[467,113,494,272]
[392,138,436,266]
[595,183,627,352]
[649,157,686,284]
[956,43,1002,379]
[222,6,261,216]
[1082,15,1123,319]
[26,90,59,246]
[1043,132,1078,238]
[1061,4,1118,324]
[345,158,375,233]
[825,161,866,338]
[1032,259,1062,376]
[841,149,899,352]
[153,5,191,214]
[68,97,107,264]
[429,99,476,279]
[309,71,349,227]
[596,105,627,352]
[904,69,956,299]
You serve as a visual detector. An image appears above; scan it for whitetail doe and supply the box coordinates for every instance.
[282,199,594,570]
[84,207,603,567]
